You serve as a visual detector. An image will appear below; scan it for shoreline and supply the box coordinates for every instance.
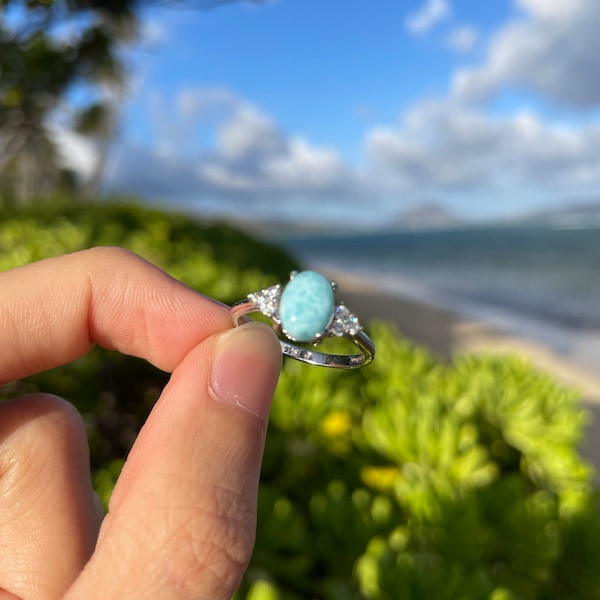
[327,269,600,473]
[330,269,600,402]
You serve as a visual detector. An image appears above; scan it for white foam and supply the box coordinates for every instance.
[312,259,600,379]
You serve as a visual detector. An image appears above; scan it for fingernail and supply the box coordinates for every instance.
[210,322,282,418]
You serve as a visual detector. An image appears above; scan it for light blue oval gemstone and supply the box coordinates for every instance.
[279,271,334,342]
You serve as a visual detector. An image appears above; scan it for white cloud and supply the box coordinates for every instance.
[404,0,450,35]
[262,139,347,191]
[139,18,170,48]
[217,105,287,161]
[105,88,354,209]
[446,26,478,53]
[53,128,100,182]
[177,87,237,120]
[517,0,581,21]
[102,85,600,222]
[199,103,350,196]
[105,141,202,199]
[146,87,237,158]
[366,100,600,198]
[452,0,600,108]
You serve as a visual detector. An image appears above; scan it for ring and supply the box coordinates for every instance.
[230,270,375,369]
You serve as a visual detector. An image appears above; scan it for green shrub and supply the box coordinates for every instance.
[1,201,599,599]
[241,328,600,600]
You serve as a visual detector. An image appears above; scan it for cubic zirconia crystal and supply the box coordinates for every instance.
[331,303,362,337]
[249,284,281,320]
[279,271,334,342]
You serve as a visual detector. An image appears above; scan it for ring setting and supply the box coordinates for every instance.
[230,271,375,368]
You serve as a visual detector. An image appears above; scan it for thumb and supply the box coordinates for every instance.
[65,322,282,600]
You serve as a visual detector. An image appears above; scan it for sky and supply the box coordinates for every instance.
[58,0,600,228]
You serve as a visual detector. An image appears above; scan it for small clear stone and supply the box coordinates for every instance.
[331,303,362,337]
[249,284,282,321]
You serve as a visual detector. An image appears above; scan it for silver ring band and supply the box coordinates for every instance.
[230,271,375,369]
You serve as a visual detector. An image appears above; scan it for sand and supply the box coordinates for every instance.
[330,271,600,473]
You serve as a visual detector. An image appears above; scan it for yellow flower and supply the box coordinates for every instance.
[361,466,401,492]
[320,410,352,438]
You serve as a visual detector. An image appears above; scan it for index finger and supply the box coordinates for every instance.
[0,247,232,383]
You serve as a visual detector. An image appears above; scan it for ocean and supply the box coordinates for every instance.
[278,224,600,375]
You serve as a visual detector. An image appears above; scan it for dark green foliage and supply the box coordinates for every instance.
[1,201,599,600]
[0,200,297,303]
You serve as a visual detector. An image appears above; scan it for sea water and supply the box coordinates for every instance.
[279,224,600,375]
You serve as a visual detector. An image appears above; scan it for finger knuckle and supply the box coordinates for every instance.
[163,484,256,599]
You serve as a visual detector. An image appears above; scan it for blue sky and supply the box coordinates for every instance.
[58,0,600,228]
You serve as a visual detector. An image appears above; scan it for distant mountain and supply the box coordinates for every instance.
[395,202,463,230]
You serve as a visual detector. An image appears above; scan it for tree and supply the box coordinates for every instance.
[0,0,136,204]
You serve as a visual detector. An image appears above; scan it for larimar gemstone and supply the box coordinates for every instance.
[279,271,334,342]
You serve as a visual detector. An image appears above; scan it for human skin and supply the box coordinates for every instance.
[0,247,282,600]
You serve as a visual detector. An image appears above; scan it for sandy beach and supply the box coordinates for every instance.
[331,271,600,474]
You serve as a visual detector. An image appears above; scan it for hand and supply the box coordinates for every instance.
[0,247,282,600]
